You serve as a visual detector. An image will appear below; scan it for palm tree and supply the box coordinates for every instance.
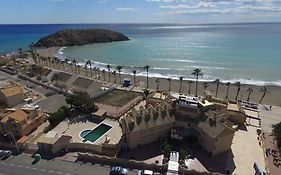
[144,65,150,89]
[133,70,137,86]
[84,65,88,77]
[235,81,241,100]
[246,87,254,101]
[116,66,122,83]
[102,69,106,81]
[106,64,112,82]
[155,78,160,91]
[77,65,81,74]
[97,68,101,80]
[64,58,69,71]
[93,67,97,78]
[259,87,270,103]
[203,82,209,91]
[72,59,77,73]
[18,48,22,58]
[167,78,172,92]
[191,68,203,96]
[86,60,92,77]
[214,79,222,98]
[179,76,183,94]
[112,71,117,83]
[225,82,231,99]
[187,80,193,95]
[143,89,150,106]
[47,57,51,67]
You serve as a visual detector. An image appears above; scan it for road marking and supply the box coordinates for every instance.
[25,166,30,169]
[9,163,14,166]
[56,172,63,174]
[40,168,46,172]
[17,165,23,168]
[32,167,37,170]
[49,170,54,173]
[65,173,71,175]
[1,162,7,165]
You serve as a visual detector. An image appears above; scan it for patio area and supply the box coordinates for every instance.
[50,117,122,145]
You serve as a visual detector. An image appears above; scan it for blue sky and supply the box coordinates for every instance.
[1,0,281,24]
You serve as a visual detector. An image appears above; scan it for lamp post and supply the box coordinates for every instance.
[4,132,20,154]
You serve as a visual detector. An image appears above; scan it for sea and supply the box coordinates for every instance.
[0,23,281,86]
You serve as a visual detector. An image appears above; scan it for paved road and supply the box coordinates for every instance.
[259,105,281,133]
[0,154,137,175]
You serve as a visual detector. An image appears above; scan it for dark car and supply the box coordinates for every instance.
[109,166,128,175]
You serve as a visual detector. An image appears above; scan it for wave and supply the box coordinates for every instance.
[57,52,281,87]
[152,58,197,63]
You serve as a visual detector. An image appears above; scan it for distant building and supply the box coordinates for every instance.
[0,108,48,139]
[197,111,235,156]
[0,84,24,107]
[120,100,175,149]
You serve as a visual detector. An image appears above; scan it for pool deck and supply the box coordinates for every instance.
[52,117,122,145]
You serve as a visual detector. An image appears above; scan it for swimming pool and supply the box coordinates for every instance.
[80,123,112,143]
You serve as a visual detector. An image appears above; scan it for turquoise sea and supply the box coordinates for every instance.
[1,23,281,86]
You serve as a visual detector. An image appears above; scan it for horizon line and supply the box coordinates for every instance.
[0,21,281,25]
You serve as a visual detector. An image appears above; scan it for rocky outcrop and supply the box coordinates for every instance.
[35,29,129,48]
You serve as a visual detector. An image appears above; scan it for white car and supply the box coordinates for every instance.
[138,170,153,175]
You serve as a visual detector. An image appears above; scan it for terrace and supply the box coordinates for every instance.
[94,89,142,118]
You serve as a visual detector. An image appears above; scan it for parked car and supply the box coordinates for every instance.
[0,150,4,157]
[138,170,153,175]
[109,166,128,175]
[1,150,12,159]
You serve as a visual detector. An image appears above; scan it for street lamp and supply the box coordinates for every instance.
[4,132,20,154]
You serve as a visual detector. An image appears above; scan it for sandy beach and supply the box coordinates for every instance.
[37,47,281,106]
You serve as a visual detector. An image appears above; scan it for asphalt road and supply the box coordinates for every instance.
[0,154,137,175]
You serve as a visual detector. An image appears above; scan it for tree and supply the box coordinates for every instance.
[191,68,203,96]
[272,122,281,153]
[106,64,112,82]
[30,64,43,77]
[246,87,254,101]
[225,82,231,99]
[51,73,61,86]
[203,82,208,91]
[133,70,137,87]
[259,87,270,103]
[48,106,71,127]
[112,71,117,83]
[179,149,188,160]
[235,81,241,100]
[167,78,172,92]
[97,68,101,80]
[64,58,69,70]
[77,65,81,74]
[18,48,22,58]
[116,66,122,83]
[214,79,222,98]
[156,78,160,91]
[102,69,106,81]
[66,91,98,114]
[144,65,150,89]
[87,60,92,77]
[179,76,183,94]
[187,80,193,95]
[72,59,77,73]
[84,62,88,77]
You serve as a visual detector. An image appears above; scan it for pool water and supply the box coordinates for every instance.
[81,124,112,143]
[80,130,91,138]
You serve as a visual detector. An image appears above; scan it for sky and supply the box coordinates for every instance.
[0,0,281,24]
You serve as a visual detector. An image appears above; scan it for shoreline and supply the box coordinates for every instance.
[36,47,281,106]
